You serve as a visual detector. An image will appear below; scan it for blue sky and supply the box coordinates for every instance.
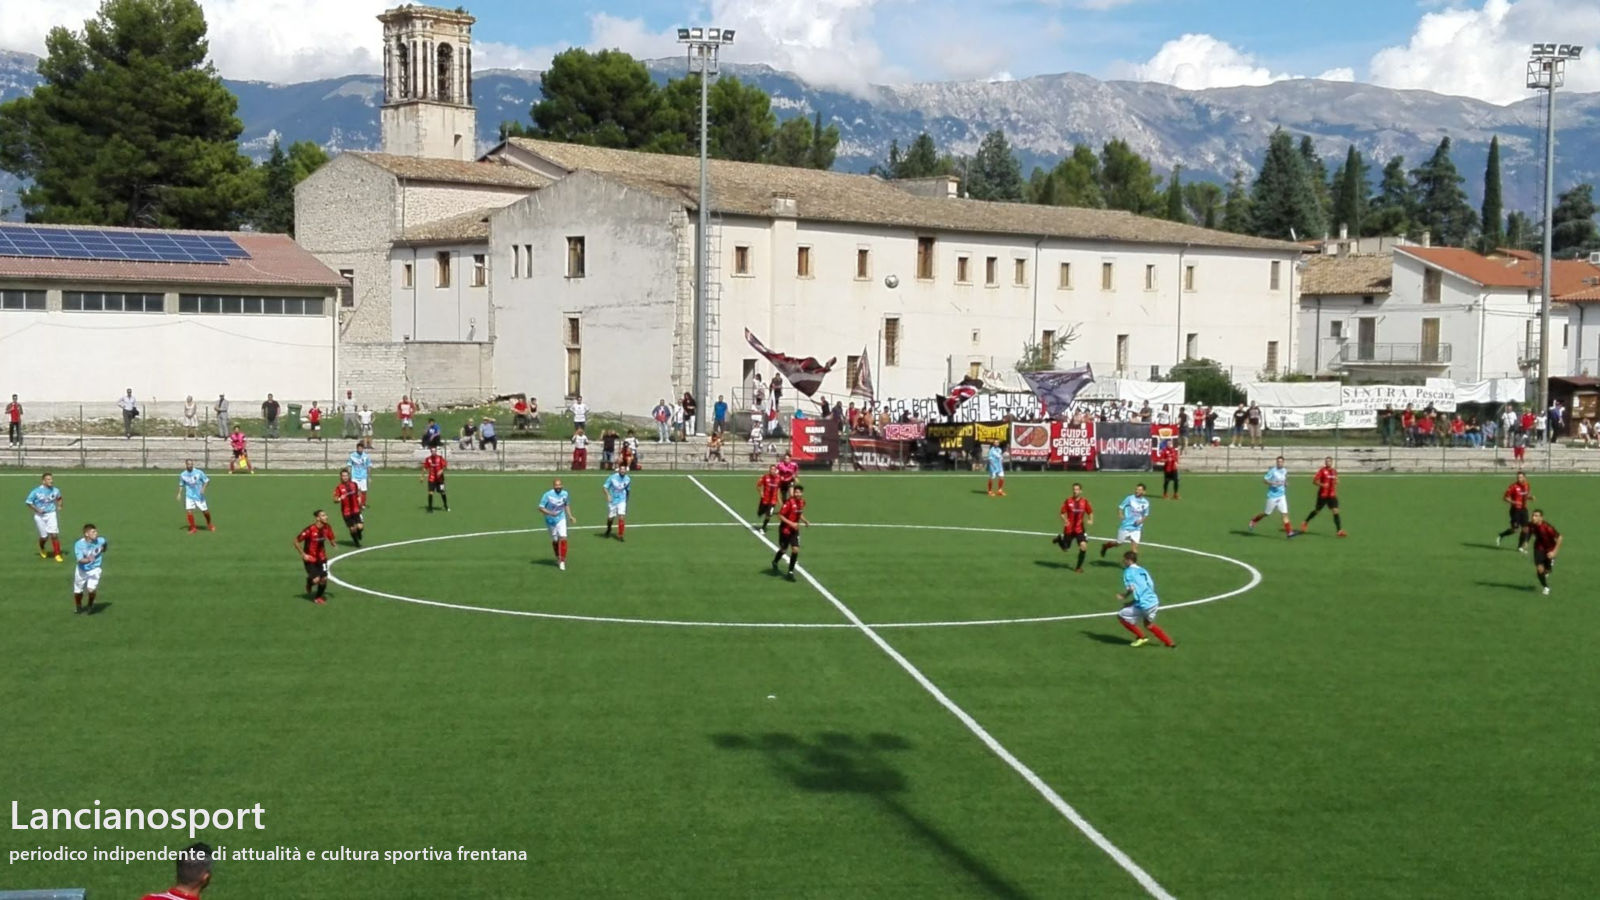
[4,1,1598,104]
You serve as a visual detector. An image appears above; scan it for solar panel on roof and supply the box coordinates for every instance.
[0,225,250,264]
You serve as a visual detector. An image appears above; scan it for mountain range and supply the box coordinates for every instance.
[3,46,1599,228]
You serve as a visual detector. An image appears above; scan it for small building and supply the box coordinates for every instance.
[0,223,344,410]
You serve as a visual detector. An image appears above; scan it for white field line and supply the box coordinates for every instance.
[686,474,1178,900]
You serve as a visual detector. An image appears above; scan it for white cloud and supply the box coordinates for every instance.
[1126,34,1363,91]
[1369,0,1600,104]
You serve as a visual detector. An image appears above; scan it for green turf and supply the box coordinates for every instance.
[2,469,1597,898]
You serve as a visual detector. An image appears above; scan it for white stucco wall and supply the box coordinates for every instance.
[388,243,491,342]
[1562,303,1600,375]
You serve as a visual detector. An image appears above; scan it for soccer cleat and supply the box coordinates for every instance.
[1247,519,1256,531]
[618,535,625,543]
[1100,543,1111,558]
[314,597,326,605]
[786,570,796,581]
[83,603,94,615]
[997,490,1006,497]
[1130,638,1149,648]
[1299,522,1309,532]
[207,524,215,532]
[188,527,197,534]
[53,554,62,563]
[73,606,84,615]
[558,561,566,571]
[1495,534,1502,547]
[986,490,995,497]
[1542,586,1551,596]
[1050,535,1062,548]
[1073,567,1084,574]
[1518,547,1527,554]
[1336,530,1348,538]
[39,550,48,559]
[1286,530,1302,539]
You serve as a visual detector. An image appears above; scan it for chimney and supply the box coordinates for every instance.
[771,193,797,218]
[1421,230,1432,248]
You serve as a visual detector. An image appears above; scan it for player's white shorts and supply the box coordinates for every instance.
[1117,527,1143,544]
[400,417,413,428]
[988,466,1003,478]
[73,567,101,594]
[34,511,58,538]
[607,500,627,518]
[184,497,209,512]
[353,477,369,492]
[1263,495,1289,516]
[547,517,568,540]
[1118,602,1158,625]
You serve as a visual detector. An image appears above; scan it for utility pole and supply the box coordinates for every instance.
[678,27,735,429]
[1527,42,1583,414]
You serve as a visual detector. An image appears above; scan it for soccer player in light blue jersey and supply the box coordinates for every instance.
[985,443,1006,496]
[1115,551,1175,648]
[1249,455,1293,537]
[602,469,631,541]
[346,443,373,506]
[1100,483,1150,558]
[539,478,576,570]
[72,523,108,614]
[177,459,213,533]
[24,472,63,561]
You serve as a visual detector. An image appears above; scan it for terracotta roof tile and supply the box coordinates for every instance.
[350,152,548,189]
[1398,246,1600,298]
[0,224,346,289]
[1300,254,1392,295]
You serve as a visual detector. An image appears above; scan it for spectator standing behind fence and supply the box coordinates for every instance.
[569,395,589,432]
[682,391,698,436]
[262,393,280,439]
[397,396,416,440]
[117,388,138,439]
[1230,404,1245,447]
[601,429,617,469]
[652,399,671,442]
[5,394,20,447]
[1246,402,1263,448]
[748,371,763,408]
[571,426,589,470]
[358,405,374,445]
[180,396,198,439]
[341,390,359,439]
[770,374,784,412]
[214,394,230,438]
[307,402,323,439]
[713,395,728,433]
[480,416,498,451]
[621,430,640,470]
[1548,400,1565,444]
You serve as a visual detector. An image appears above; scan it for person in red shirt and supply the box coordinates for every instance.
[756,465,782,532]
[771,484,811,580]
[1522,509,1561,595]
[5,393,21,448]
[421,447,449,512]
[776,453,799,500]
[334,468,365,547]
[141,841,213,899]
[1496,471,1534,551]
[1450,414,1466,446]
[397,395,417,440]
[1159,443,1180,499]
[307,402,323,440]
[1401,406,1417,446]
[1417,411,1436,446]
[293,510,336,604]
[1052,482,1095,572]
[1294,456,1346,537]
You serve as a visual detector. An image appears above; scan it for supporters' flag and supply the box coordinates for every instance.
[850,347,876,402]
[745,329,836,398]
[1022,365,1096,418]
[934,381,980,419]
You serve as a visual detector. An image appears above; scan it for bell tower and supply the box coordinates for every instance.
[379,5,477,160]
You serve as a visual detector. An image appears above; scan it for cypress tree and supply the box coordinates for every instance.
[1222,169,1252,234]
[1164,166,1187,223]
[1481,136,1504,251]
[1331,145,1367,237]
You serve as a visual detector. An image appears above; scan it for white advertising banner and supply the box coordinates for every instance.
[1260,407,1378,430]
[1341,384,1457,412]
[1077,378,1186,405]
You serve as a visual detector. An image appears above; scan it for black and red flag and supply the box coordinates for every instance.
[745,329,836,398]
[934,376,984,419]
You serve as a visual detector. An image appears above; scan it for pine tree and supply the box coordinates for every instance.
[964,129,1026,202]
[1367,156,1414,237]
[1410,137,1477,246]
[1481,136,1504,251]
[252,139,295,234]
[899,133,945,178]
[1250,128,1323,239]
[1038,144,1103,207]
[1098,139,1159,214]
[1506,210,1533,249]
[806,112,838,170]
[1551,184,1600,256]
[1182,181,1224,229]
[1330,145,1367,237]
[1164,167,1187,223]
[1222,169,1252,233]
[1299,135,1333,234]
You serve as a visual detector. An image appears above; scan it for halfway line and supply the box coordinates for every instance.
[685,475,1177,900]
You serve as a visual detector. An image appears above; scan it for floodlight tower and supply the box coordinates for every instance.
[1527,42,1583,415]
[678,26,735,430]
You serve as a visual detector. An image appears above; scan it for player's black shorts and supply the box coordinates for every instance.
[1509,507,1529,528]
[778,528,800,550]
[758,502,775,517]
[1062,530,1087,546]
[427,478,446,492]
[1314,495,1339,511]
[232,449,245,459]
[779,482,795,499]
[343,512,363,528]
[303,560,327,579]
[1535,551,1554,571]
[1163,470,1179,485]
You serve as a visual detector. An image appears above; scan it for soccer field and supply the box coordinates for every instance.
[3,468,1598,899]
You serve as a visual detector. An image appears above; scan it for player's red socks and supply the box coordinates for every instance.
[617,517,625,538]
[186,513,196,530]
[1147,624,1175,647]
[1120,620,1145,639]
[1250,514,1264,525]
[1283,521,1292,535]
[558,539,568,562]
[50,537,60,555]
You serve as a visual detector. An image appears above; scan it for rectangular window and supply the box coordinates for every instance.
[566,316,581,347]
[0,290,46,310]
[221,296,244,314]
[263,297,284,315]
[1058,262,1073,290]
[511,246,520,280]
[435,251,451,288]
[734,245,750,275]
[956,255,971,284]
[968,362,983,380]
[1101,262,1114,291]
[856,248,870,280]
[566,348,582,396]
[1115,334,1129,371]
[402,262,414,288]
[1145,264,1157,291]
[566,236,586,278]
[846,355,861,388]
[1041,329,1056,365]
[916,237,935,280]
[1270,260,1282,291]
[524,244,533,278]
[64,291,162,313]
[471,254,486,287]
[1185,332,1199,359]
[1184,264,1196,292]
[971,329,981,346]
[1563,323,1570,349]
[1014,258,1027,286]
[1423,268,1442,304]
[178,294,322,316]
[797,245,812,278]
[884,317,901,367]
[1266,340,1281,373]
[242,297,262,314]
[1421,318,1441,362]
[338,269,355,307]
[985,256,998,286]
[1330,321,1343,339]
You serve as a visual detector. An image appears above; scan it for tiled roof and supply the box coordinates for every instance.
[399,207,495,243]
[1301,254,1392,295]
[0,224,347,289]
[502,138,1303,253]
[1561,284,1600,302]
[1398,246,1600,298]
[349,152,548,189]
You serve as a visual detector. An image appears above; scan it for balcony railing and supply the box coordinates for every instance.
[1336,342,1452,365]
[1518,342,1542,367]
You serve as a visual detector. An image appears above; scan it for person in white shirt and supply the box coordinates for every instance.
[181,396,198,439]
[214,394,230,438]
[357,405,374,444]
[571,426,589,470]
[116,389,138,439]
[670,402,685,441]
[341,390,359,439]
[1155,404,1173,426]
[569,396,588,430]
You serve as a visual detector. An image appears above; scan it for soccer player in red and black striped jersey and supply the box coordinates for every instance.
[756,465,781,532]
[1052,483,1094,573]
[334,468,365,547]
[1496,471,1534,551]
[1522,509,1561,595]
[1295,456,1346,537]
[771,484,810,579]
[294,509,337,604]
[1158,443,1180,499]
[421,447,449,512]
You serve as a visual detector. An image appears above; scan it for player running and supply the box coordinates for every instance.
[772,483,811,580]
[72,523,108,615]
[1115,551,1176,648]
[1249,456,1293,537]
[1051,482,1094,573]
[24,472,63,561]
[1523,509,1562,596]
[347,443,372,506]
[178,460,214,533]
[539,479,575,570]
[776,453,799,501]
[334,468,365,547]
[1158,442,1180,499]
[985,442,1007,496]
[756,465,782,532]
[1496,471,1534,552]
[1100,483,1150,558]
[421,447,449,512]
[1293,456,1346,537]
[603,468,631,541]
[227,426,254,474]
[294,509,336,604]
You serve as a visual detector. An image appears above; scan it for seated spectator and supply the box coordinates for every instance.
[707,430,725,462]
[621,429,640,471]
[458,419,477,449]
[479,416,498,450]
[512,397,531,430]
[526,396,542,430]
[422,418,442,449]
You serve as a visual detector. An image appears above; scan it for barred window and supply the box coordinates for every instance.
[64,291,164,312]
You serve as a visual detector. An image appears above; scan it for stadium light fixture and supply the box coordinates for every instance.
[1525,42,1584,415]
[678,26,734,425]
